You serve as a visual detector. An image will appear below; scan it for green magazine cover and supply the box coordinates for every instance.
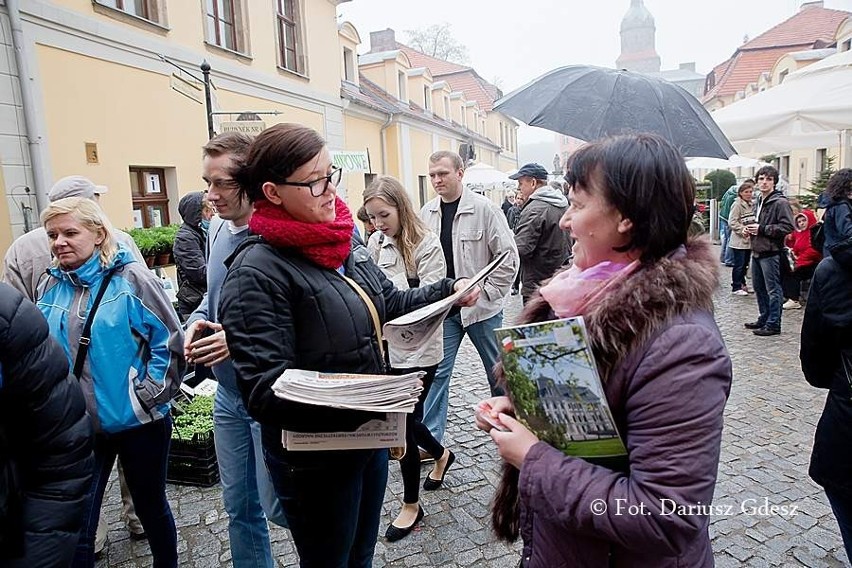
[495,317,627,458]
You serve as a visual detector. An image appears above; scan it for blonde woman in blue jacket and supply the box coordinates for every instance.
[37,197,184,568]
[364,176,456,542]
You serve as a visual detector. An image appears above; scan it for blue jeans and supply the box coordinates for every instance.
[264,447,388,568]
[825,488,852,564]
[752,254,783,330]
[215,385,287,568]
[73,417,177,568]
[719,219,734,265]
[731,248,750,291]
[423,311,503,443]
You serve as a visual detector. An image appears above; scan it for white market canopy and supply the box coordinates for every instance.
[463,162,512,188]
[712,49,852,155]
[686,155,767,170]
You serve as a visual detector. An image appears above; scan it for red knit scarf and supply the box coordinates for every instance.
[249,197,354,269]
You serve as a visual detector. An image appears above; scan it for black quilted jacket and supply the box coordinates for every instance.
[0,283,93,567]
[219,237,455,453]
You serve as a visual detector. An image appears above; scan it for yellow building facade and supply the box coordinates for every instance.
[0,1,516,256]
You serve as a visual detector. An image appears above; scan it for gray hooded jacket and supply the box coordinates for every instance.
[514,186,572,297]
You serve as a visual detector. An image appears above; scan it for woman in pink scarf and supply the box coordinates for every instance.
[475,134,732,568]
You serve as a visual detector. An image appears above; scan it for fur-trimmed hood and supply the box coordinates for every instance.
[490,237,732,568]
[513,236,719,382]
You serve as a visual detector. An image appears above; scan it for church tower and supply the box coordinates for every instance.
[616,0,661,73]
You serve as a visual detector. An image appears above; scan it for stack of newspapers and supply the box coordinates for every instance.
[271,369,424,451]
[271,369,424,413]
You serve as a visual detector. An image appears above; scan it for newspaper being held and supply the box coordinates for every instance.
[383,249,512,352]
[271,369,424,413]
[281,412,405,452]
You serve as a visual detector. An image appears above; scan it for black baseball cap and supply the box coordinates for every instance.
[509,163,548,181]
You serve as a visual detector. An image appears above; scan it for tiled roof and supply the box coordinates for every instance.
[703,6,849,102]
[395,45,470,76]
[439,70,499,112]
[395,43,502,112]
[742,7,848,49]
[341,75,496,148]
[704,47,795,101]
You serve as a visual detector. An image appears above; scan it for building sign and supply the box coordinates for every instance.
[221,120,266,135]
[331,150,370,173]
[170,73,203,104]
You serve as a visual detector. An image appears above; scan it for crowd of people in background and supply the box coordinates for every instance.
[1,124,851,568]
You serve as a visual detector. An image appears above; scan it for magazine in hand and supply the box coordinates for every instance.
[271,369,424,451]
[383,249,511,352]
[495,317,627,458]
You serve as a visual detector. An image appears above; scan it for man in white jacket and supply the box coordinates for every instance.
[419,151,518,444]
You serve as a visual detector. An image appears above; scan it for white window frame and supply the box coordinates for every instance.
[276,0,306,75]
[204,0,250,55]
[93,0,167,26]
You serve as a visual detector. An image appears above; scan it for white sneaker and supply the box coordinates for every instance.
[782,300,802,310]
[732,289,748,296]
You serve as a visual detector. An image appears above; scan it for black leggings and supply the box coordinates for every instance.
[391,364,444,504]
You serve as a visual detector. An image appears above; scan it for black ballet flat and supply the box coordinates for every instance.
[423,450,456,491]
[385,506,424,542]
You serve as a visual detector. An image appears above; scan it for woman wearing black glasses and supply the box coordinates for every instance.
[219,123,478,567]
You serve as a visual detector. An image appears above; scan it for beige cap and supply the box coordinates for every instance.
[48,175,98,202]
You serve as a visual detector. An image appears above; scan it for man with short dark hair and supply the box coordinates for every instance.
[419,151,518,446]
[510,163,572,303]
[744,165,794,336]
[185,132,286,568]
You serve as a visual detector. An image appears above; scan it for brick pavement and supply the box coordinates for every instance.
[96,258,849,567]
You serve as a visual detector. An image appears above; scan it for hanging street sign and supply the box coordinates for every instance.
[170,73,203,104]
[331,150,370,173]
[220,120,266,135]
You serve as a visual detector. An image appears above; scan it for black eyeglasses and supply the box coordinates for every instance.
[281,167,342,197]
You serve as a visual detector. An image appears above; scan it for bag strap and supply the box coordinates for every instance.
[340,275,385,365]
[73,267,118,379]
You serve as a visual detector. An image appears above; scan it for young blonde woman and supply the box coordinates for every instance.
[364,176,456,542]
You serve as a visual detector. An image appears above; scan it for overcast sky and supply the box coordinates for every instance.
[338,0,852,150]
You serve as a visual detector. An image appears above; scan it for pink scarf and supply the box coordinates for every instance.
[539,260,640,318]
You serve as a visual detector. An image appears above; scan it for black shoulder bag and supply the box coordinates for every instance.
[73,268,118,379]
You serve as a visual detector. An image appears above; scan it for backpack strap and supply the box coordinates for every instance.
[73,267,118,379]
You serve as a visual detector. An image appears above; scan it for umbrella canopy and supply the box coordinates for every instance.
[712,49,852,154]
[463,162,512,187]
[495,65,736,159]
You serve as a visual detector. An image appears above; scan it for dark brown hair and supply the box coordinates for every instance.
[234,123,326,203]
[755,164,779,185]
[564,134,694,264]
[826,168,852,202]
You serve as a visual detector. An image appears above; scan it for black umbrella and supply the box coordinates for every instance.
[495,65,736,159]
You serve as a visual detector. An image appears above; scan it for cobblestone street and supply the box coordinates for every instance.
[96,253,849,567]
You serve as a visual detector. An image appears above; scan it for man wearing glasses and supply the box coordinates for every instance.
[185,132,287,568]
[419,150,518,447]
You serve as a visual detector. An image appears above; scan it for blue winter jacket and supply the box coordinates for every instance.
[37,248,185,433]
